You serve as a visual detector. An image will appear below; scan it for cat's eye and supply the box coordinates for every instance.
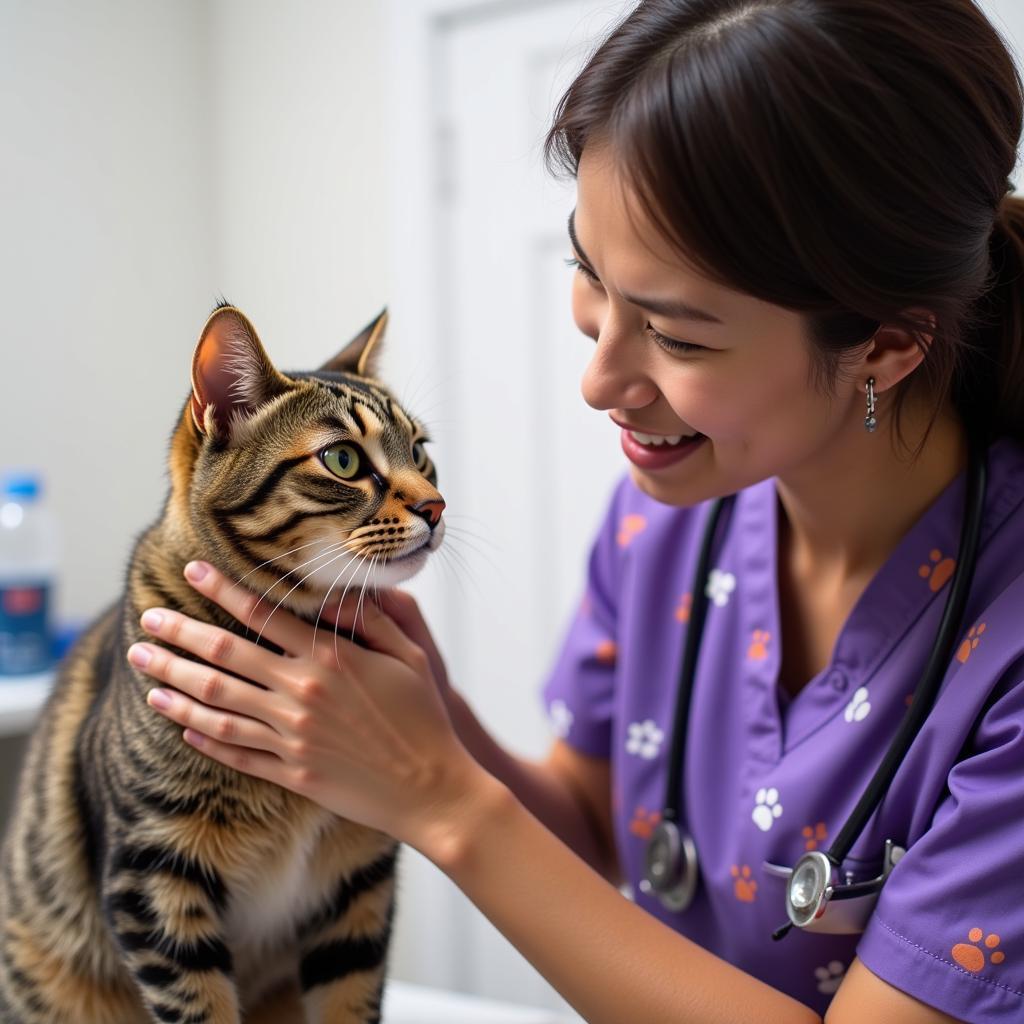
[321,443,362,480]
[412,440,429,471]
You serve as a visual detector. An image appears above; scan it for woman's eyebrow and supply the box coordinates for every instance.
[567,209,725,325]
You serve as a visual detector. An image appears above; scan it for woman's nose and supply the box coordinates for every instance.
[580,323,658,412]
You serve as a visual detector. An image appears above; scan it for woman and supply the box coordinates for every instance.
[129,1,1024,1020]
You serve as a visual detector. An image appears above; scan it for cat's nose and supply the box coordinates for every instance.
[409,498,445,529]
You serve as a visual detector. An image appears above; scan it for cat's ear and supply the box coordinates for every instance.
[319,308,388,378]
[190,306,290,439]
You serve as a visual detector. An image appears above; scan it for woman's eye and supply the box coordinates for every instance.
[644,322,704,354]
[411,440,430,471]
[564,256,601,285]
[322,443,363,480]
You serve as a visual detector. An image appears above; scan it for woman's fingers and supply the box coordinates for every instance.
[129,639,288,744]
[322,593,430,674]
[136,604,292,692]
[182,560,319,657]
[374,590,450,689]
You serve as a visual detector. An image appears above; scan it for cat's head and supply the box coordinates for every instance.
[170,303,443,617]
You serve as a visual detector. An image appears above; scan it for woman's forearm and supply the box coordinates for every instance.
[444,688,617,880]
[419,776,821,1024]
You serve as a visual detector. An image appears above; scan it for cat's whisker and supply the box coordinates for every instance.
[436,542,485,601]
[227,537,340,593]
[432,545,478,606]
[241,541,350,639]
[310,548,370,661]
[333,550,372,670]
[352,554,380,643]
[254,545,360,649]
[440,522,500,554]
[439,530,503,578]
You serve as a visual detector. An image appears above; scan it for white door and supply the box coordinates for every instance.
[386,0,634,1012]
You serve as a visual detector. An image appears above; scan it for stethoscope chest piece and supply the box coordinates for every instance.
[785,850,834,929]
[639,819,699,912]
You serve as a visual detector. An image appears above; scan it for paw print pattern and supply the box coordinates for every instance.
[675,592,693,624]
[616,514,647,548]
[802,822,827,851]
[843,687,872,723]
[595,639,618,665]
[629,806,661,840]
[956,622,987,664]
[747,629,771,661]
[626,719,665,760]
[919,548,956,592]
[548,700,574,739]
[752,787,783,831]
[705,569,737,607]
[952,928,1006,972]
[731,864,758,902]
[814,961,847,995]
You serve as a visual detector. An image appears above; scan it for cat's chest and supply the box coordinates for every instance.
[222,812,335,950]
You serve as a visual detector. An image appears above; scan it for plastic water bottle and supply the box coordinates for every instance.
[0,471,59,676]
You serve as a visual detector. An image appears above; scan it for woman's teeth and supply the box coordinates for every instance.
[629,430,699,447]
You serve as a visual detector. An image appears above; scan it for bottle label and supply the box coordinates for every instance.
[0,582,52,675]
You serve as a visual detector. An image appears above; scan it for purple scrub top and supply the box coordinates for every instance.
[541,435,1024,1021]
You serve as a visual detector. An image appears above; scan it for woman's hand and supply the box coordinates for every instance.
[126,560,491,857]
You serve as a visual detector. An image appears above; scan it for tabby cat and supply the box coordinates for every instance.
[0,304,445,1024]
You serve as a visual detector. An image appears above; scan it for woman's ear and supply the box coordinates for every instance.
[190,305,291,440]
[859,307,937,393]
[319,308,388,378]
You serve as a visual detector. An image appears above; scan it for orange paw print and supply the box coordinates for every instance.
[675,593,693,623]
[629,806,661,840]
[952,928,1005,972]
[956,622,987,664]
[802,822,828,851]
[919,549,956,593]
[731,865,758,903]
[616,514,648,548]
[595,640,618,665]
[747,629,771,660]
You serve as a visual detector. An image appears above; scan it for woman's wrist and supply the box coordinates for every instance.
[413,757,517,873]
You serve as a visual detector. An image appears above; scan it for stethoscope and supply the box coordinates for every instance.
[639,436,989,940]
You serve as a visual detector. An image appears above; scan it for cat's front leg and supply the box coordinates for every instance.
[296,870,396,1024]
[102,843,242,1024]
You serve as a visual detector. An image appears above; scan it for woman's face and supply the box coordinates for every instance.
[571,144,869,507]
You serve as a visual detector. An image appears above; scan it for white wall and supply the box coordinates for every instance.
[0,0,214,623]
[0,0,391,627]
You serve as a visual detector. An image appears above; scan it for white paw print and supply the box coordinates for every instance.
[705,569,737,607]
[843,687,872,723]
[548,700,574,739]
[625,719,665,760]
[752,787,783,831]
[814,960,847,994]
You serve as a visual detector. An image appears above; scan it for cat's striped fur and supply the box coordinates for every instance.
[0,306,444,1024]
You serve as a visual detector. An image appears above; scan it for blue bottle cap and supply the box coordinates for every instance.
[1,472,41,500]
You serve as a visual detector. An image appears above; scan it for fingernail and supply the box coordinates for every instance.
[183,729,204,748]
[185,561,210,583]
[128,643,152,668]
[140,610,164,632]
[147,688,172,709]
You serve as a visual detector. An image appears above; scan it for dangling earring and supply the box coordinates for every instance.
[864,378,877,433]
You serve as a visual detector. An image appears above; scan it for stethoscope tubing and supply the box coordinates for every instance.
[649,436,989,926]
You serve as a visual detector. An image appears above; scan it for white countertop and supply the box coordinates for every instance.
[384,981,578,1023]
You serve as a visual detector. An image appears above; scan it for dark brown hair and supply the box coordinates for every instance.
[545,0,1024,456]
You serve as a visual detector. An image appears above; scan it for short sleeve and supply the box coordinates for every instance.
[857,660,1024,1023]
[539,477,631,758]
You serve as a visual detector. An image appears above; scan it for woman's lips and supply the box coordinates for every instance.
[620,429,708,470]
